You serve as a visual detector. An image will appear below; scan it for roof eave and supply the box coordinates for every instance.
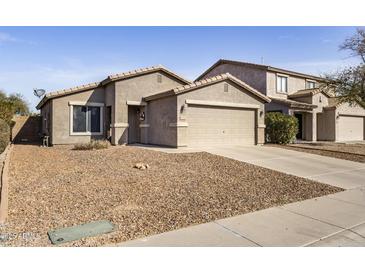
[269,97,317,110]
[36,97,47,110]
[146,73,271,103]
[225,75,270,103]
[36,83,101,109]
[195,59,269,81]
[195,59,225,81]
[290,104,317,110]
[196,58,325,82]
[267,67,324,81]
[103,67,191,86]
[143,90,176,101]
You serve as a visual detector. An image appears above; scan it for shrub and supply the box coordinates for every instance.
[0,90,29,125]
[73,140,110,150]
[0,119,10,153]
[265,112,298,144]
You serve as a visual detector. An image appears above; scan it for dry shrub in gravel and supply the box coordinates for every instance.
[73,140,110,150]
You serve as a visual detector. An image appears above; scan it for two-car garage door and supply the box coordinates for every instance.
[186,105,256,146]
[338,115,365,141]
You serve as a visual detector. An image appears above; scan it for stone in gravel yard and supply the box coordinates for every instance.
[134,163,150,170]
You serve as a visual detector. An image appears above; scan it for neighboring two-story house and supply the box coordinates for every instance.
[36,65,270,147]
[197,59,365,142]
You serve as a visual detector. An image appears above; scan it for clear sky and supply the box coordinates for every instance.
[0,26,361,111]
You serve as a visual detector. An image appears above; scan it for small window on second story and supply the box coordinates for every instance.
[306,80,316,89]
[157,74,162,83]
[276,75,288,93]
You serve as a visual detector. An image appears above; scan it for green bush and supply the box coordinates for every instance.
[0,119,10,153]
[265,112,298,144]
[73,140,110,150]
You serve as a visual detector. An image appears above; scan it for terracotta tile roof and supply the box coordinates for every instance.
[196,59,325,82]
[36,65,191,109]
[143,73,271,103]
[101,65,190,85]
[36,82,101,109]
[268,96,317,110]
[289,88,333,99]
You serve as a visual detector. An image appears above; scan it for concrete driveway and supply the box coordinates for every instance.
[201,145,365,190]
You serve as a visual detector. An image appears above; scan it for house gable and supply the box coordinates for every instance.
[196,62,267,94]
[114,70,190,102]
[197,59,324,98]
[144,73,270,104]
[336,101,365,116]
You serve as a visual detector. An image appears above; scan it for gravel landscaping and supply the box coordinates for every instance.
[277,143,365,163]
[0,144,342,247]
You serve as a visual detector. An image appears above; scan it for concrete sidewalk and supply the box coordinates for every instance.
[117,188,365,247]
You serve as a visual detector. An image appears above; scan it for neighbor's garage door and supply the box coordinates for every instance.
[186,105,256,146]
[338,115,364,141]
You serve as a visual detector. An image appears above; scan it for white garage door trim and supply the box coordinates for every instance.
[338,115,364,141]
[185,99,260,109]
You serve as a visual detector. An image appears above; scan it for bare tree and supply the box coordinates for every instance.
[322,28,365,108]
[340,28,365,63]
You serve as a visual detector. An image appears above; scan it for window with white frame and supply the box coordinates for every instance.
[306,80,316,89]
[70,103,103,135]
[276,75,288,93]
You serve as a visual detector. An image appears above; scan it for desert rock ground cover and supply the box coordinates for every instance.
[0,144,342,246]
[278,143,365,163]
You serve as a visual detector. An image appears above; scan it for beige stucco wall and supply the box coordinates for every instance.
[40,100,52,137]
[266,71,319,98]
[337,102,365,116]
[200,64,267,94]
[112,72,187,145]
[317,109,336,141]
[51,87,105,145]
[147,96,177,147]
[265,102,290,114]
[312,93,329,112]
[176,80,266,146]
[105,82,115,121]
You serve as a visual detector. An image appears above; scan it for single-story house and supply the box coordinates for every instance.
[36,66,270,147]
[197,59,365,142]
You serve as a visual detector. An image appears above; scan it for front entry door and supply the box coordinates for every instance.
[128,106,141,143]
[294,113,303,139]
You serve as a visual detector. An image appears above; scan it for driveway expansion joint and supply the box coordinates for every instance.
[212,221,262,247]
[278,205,347,231]
[326,196,365,208]
[304,166,365,179]
[302,220,365,246]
